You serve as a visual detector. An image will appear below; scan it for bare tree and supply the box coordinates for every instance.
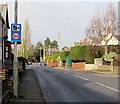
[86,4,117,54]
[103,4,117,35]
[86,11,103,39]
[86,4,117,38]
[18,19,32,59]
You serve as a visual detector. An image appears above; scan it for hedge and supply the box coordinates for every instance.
[70,45,87,62]
[47,56,53,61]
[47,45,118,64]
[60,51,70,62]
[70,45,104,64]
[52,52,60,62]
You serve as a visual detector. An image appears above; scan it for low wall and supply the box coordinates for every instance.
[85,64,98,70]
[47,59,60,67]
[99,65,114,71]
[72,62,85,70]
[85,64,116,71]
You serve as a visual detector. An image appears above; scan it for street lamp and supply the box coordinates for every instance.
[39,47,41,62]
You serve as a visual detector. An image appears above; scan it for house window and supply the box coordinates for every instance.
[5,45,9,59]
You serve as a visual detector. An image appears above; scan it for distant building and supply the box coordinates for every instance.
[88,36,103,45]
[62,47,69,51]
[74,39,89,46]
[88,34,120,45]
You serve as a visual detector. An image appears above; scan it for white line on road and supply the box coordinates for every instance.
[74,75,89,81]
[65,69,70,70]
[97,83,120,92]
[63,72,89,81]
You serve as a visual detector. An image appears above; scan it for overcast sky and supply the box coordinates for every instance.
[0,0,118,48]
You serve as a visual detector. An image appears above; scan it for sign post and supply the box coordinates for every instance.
[12,0,21,97]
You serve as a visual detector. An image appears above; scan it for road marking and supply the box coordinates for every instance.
[65,69,70,70]
[74,75,89,81]
[97,83,120,92]
[63,72,89,81]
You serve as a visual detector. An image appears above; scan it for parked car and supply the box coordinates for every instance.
[40,61,46,66]
[27,60,32,65]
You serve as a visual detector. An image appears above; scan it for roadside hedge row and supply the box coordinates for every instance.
[47,45,119,64]
[60,51,70,62]
[52,52,60,61]
[70,45,105,64]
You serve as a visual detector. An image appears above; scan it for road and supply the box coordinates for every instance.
[27,64,119,103]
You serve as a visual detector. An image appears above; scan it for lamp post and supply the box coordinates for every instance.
[39,47,41,62]
[49,45,50,57]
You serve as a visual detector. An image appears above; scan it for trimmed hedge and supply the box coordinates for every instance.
[47,45,118,64]
[47,56,53,61]
[52,52,60,62]
[60,51,70,62]
[70,45,87,62]
[70,45,104,64]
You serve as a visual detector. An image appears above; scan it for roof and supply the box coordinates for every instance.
[80,39,89,44]
[0,3,9,28]
[114,35,120,42]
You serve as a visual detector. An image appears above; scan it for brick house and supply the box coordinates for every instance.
[0,4,12,66]
[0,4,13,102]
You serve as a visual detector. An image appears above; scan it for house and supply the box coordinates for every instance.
[0,3,13,103]
[0,4,11,66]
[74,39,89,46]
[101,35,120,45]
[87,33,120,46]
[88,36,103,45]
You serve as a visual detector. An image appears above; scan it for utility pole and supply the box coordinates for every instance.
[43,46,46,61]
[58,32,61,51]
[39,47,41,62]
[49,45,50,57]
[13,0,18,97]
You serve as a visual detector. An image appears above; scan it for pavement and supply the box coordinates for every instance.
[13,69,46,103]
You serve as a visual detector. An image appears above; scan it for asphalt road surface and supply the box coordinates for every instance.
[27,64,119,103]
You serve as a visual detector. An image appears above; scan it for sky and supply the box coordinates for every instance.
[0,0,119,49]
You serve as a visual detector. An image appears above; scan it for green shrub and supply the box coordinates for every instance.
[60,51,70,62]
[52,52,60,61]
[70,45,87,62]
[103,52,118,62]
[70,45,104,64]
[47,56,53,61]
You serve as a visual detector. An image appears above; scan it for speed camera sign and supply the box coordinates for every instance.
[11,24,21,41]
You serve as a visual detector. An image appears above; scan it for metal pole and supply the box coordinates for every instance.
[49,45,50,57]
[44,46,45,61]
[58,32,61,51]
[13,0,18,97]
[40,47,41,62]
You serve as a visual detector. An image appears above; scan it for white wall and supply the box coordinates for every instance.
[101,36,119,45]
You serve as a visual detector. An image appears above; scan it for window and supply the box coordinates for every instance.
[5,45,9,59]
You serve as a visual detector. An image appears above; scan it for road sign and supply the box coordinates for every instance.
[11,24,21,41]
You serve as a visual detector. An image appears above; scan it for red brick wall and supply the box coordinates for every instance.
[72,62,86,70]
[56,59,60,67]
[47,59,60,67]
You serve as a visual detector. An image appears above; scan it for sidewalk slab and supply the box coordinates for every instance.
[13,69,46,103]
